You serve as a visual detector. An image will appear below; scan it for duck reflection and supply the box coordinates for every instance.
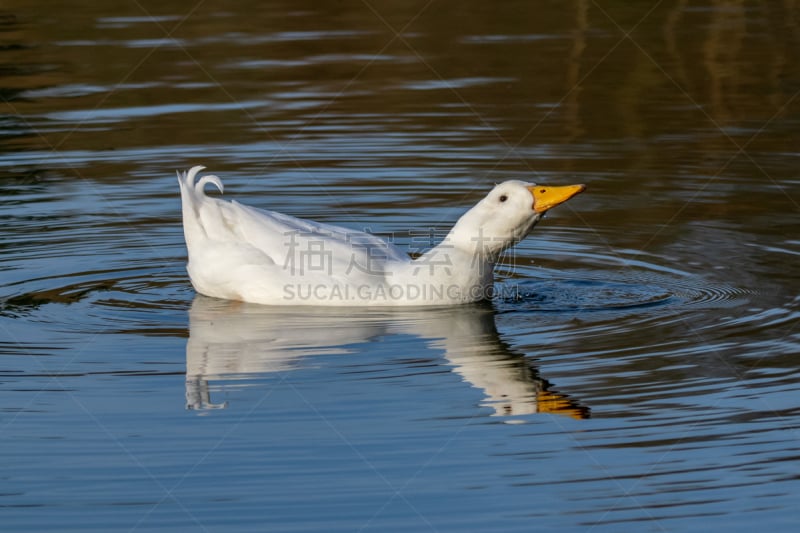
[186,296,589,420]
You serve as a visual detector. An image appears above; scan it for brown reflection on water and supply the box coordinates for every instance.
[2,2,798,148]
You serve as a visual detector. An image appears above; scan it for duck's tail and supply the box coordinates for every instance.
[177,165,224,199]
[177,165,227,246]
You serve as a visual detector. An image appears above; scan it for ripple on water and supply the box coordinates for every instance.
[495,266,750,314]
[0,266,190,334]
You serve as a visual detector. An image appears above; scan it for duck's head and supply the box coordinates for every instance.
[448,180,585,258]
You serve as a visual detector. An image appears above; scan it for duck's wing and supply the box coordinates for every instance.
[230,201,410,273]
[179,166,409,279]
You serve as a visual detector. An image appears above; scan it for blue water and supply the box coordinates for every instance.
[2,1,800,531]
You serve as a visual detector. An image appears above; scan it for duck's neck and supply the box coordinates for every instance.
[417,242,496,279]
[408,223,500,302]
[440,212,511,267]
[401,207,527,301]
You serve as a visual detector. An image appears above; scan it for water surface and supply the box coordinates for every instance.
[2,1,799,531]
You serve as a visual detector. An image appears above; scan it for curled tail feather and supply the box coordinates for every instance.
[179,165,229,244]
[197,174,223,194]
[178,165,224,195]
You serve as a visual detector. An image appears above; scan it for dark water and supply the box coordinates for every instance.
[2,1,799,531]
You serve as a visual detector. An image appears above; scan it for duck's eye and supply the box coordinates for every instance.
[499,194,508,203]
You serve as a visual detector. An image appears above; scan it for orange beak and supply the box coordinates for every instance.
[527,184,586,213]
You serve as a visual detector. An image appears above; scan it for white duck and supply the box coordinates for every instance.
[178,166,584,306]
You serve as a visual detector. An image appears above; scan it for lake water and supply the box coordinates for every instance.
[2,1,799,531]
